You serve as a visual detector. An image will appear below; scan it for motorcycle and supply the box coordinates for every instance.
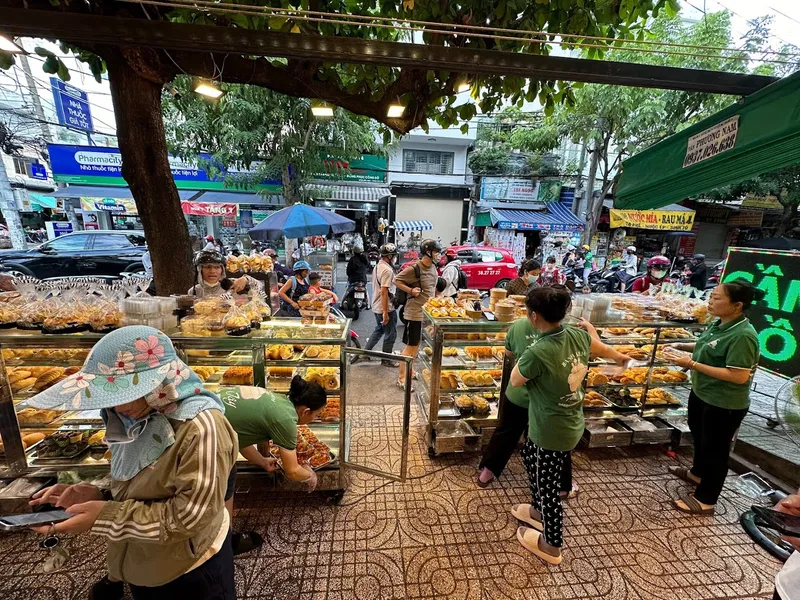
[341,280,369,320]
[367,244,380,274]
[591,264,640,293]
[329,306,362,350]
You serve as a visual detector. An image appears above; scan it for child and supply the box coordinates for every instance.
[537,256,564,287]
[308,272,339,303]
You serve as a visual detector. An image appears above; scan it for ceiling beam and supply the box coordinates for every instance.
[1,8,778,96]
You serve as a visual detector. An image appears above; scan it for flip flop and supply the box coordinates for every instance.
[510,504,543,531]
[668,466,700,485]
[673,495,715,515]
[516,526,562,565]
[396,380,414,392]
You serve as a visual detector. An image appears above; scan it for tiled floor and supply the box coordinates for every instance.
[0,401,784,600]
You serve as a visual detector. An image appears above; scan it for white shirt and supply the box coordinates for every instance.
[142,251,153,277]
[624,253,639,275]
[777,551,800,600]
[441,260,462,297]
[371,260,396,314]
[203,241,216,252]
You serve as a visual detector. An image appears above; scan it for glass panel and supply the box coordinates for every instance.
[341,348,412,481]
[43,235,87,251]
[92,235,133,249]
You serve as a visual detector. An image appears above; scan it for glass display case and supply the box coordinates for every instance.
[0,321,414,503]
[419,314,514,455]
[306,252,337,289]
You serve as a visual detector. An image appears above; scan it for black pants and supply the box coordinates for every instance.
[687,390,747,505]
[129,534,235,600]
[520,440,569,548]
[479,396,572,492]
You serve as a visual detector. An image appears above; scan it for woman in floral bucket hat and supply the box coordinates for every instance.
[27,326,238,600]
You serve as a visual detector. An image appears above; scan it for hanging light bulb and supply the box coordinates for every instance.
[193,80,224,99]
[387,104,406,118]
[311,102,334,117]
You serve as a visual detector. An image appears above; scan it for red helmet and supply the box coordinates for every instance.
[647,255,670,268]
[444,247,458,260]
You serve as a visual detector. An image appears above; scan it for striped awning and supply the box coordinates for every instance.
[304,183,391,202]
[491,202,584,232]
[394,220,433,231]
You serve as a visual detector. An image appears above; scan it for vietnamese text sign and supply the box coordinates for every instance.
[742,193,783,211]
[609,208,695,231]
[80,197,138,214]
[721,248,800,378]
[537,180,563,203]
[682,116,739,168]
[50,78,94,132]
[48,144,281,191]
[728,209,764,228]
[181,201,239,217]
[694,204,731,224]
[480,177,539,202]
[316,154,387,182]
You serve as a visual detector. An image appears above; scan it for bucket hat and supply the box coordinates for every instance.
[29,326,194,411]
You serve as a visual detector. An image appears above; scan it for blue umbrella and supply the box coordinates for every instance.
[248,203,356,241]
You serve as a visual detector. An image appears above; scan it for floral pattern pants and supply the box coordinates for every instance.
[520,439,568,548]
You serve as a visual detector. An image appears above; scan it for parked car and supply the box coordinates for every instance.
[0,230,147,279]
[401,245,518,290]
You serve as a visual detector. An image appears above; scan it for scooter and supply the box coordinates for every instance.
[341,280,369,320]
[591,265,639,293]
[367,244,380,274]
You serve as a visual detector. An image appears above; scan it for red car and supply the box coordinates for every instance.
[401,245,518,290]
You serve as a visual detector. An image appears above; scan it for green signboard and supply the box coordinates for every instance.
[316,154,386,182]
[721,247,800,378]
[538,180,563,203]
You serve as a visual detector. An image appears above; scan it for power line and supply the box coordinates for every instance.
[1,106,119,138]
[689,0,799,52]
[768,6,800,26]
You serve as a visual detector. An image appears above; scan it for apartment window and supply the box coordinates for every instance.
[403,150,455,175]
[12,157,30,176]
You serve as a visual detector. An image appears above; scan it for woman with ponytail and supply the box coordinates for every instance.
[664,280,763,515]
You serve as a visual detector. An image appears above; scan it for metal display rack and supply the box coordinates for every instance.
[0,320,413,504]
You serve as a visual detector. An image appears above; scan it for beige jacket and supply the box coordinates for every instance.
[91,409,237,587]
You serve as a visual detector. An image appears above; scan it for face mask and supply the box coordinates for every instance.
[652,270,667,279]
[527,275,538,284]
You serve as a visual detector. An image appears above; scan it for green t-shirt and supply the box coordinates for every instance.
[691,316,759,410]
[504,318,540,408]
[219,386,298,451]
[516,326,590,452]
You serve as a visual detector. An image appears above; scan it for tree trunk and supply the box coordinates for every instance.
[105,52,195,295]
[776,202,797,237]
[581,146,600,245]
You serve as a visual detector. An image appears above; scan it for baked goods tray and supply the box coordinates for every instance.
[589,389,641,413]
[268,444,336,471]
[29,445,90,465]
[61,409,104,425]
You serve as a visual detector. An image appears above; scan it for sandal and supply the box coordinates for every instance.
[396,380,414,392]
[668,466,700,485]
[516,526,562,565]
[510,503,543,531]
[231,530,264,556]
[673,495,715,515]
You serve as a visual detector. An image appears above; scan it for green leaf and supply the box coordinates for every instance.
[56,59,71,82]
[0,52,14,70]
[42,56,59,74]
[495,3,505,19]
[460,123,469,134]
[34,46,55,58]
[268,17,287,29]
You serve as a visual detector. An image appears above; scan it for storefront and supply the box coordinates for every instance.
[307,182,393,245]
[605,203,697,264]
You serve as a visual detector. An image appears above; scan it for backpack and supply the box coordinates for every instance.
[455,265,468,291]
[394,262,421,309]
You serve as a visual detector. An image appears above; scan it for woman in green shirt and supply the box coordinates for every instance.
[508,287,629,565]
[664,280,762,515]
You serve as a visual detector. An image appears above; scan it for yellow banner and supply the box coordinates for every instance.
[80,197,138,215]
[610,208,695,231]
[741,194,782,210]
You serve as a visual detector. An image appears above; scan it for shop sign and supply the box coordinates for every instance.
[728,209,763,227]
[694,204,731,224]
[741,194,783,211]
[50,78,93,132]
[316,154,387,183]
[180,201,239,218]
[45,222,73,239]
[80,197,138,215]
[480,177,539,202]
[722,248,800,377]
[221,215,238,228]
[48,144,282,192]
[609,208,695,231]
[537,180,562,203]
[29,163,48,180]
[682,116,739,168]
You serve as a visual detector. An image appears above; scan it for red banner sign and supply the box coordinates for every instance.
[180,201,239,217]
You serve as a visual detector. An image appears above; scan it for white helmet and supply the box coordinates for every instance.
[626,245,637,253]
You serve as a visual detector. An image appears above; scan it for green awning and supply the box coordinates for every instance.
[475,211,492,227]
[29,193,58,210]
[615,71,800,210]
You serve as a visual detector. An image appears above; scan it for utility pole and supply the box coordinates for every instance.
[571,142,587,216]
[19,54,52,144]
[0,157,27,249]
[582,145,599,245]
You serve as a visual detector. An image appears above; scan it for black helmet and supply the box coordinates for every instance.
[380,243,398,257]
[693,253,706,262]
[194,250,225,268]
[420,238,443,258]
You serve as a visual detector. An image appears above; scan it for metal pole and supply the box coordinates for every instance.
[0,155,27,250]
[19,54,53,144]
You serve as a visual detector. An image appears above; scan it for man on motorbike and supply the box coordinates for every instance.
[631,256,672,294]
[346,245,370,284]
[687,253,708,290]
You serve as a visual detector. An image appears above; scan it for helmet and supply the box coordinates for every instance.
[293,260,311,272]
[647,255,670,268]
[567,244,576,251]
[379,243,398,257]
[582,244,591,251]
[264,248,277,257]
[353,245,363,254]
[194,250,224,268]
[626,245,637,253]
[444,247,458,261]
[205,234,214,241]
[420,238,443,258]
[693,253,706,262]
